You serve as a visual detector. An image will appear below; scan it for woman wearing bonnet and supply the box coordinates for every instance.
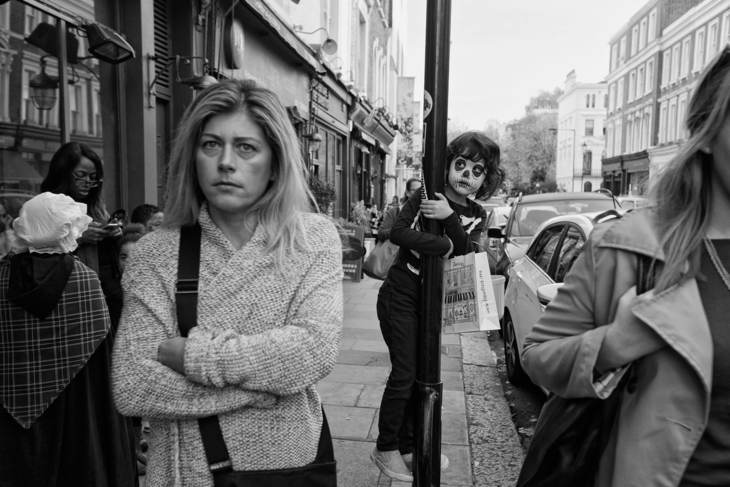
[0,192,136,487]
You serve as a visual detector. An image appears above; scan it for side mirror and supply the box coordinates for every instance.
[537,283,563,306]
[487,227,503,239]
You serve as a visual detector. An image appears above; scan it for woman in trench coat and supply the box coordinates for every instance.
[522,45,730,486]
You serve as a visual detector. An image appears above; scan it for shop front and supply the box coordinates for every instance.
[601,150,650,196]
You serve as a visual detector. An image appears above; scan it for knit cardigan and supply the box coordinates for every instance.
[111,208,343,487]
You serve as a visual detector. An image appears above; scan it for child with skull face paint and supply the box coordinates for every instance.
[371,131,503,481]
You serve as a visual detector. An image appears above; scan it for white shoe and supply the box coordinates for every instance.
[371,447,414,482]
[401,452,450,470]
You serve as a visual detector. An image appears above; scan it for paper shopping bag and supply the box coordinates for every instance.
[442,252,501,334]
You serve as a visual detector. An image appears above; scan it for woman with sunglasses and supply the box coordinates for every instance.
[40,142,124,328]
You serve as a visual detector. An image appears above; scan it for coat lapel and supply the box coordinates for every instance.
[631,278,713,396]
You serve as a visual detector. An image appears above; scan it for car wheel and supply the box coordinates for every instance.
[503,313,528,385]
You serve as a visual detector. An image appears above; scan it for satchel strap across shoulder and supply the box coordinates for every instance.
[175,223,334,476]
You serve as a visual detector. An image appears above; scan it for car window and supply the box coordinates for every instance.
[554,225,586,282]
[509,199,615,237]
[527,224,564,274]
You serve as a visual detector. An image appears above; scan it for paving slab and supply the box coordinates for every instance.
[325,404,377,440]
[318,381,364,407]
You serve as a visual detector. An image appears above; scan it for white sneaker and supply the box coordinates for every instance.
[401,452,450,470]
[371,447,414,482]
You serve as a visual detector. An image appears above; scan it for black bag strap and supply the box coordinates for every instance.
[176,223,201,337]
[636,254,656,295]
[175,223,334,476]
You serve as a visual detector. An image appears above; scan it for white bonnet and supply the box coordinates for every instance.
[13,192,92,254]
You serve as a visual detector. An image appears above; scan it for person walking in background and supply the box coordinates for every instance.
[371,131,503,481]
[0,192,136,487]
[130,203,164,233]
[377,178,422,245]
[111,79,342,486]
[40,142,124,328]
[522,46,730,486]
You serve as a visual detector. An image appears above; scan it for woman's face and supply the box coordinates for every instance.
[195,110,274,218]
[447,155,486,196]
[71,157,98,200]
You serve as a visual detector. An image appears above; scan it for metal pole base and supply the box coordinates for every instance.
[414,381,443,486]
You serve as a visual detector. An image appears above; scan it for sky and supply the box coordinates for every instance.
[404,0,648,128]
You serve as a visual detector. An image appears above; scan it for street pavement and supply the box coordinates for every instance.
[326,275,524,486]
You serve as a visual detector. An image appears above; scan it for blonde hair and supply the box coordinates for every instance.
[163,79,315,264]
[650,45,730,290]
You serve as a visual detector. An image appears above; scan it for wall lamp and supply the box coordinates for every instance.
[25,21,134,65]
[83,23,135,64]
[29,56,59,111]
[147,54,218,107]
[292,26,338,56]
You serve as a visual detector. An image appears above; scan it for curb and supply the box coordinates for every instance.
[460,331,524,487]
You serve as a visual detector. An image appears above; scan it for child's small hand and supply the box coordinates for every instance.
[420,193,454,220]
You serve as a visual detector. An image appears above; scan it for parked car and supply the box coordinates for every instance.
[617,195,650,210]
[478,205,512,267]
[500,210,620,387]
[489,192,622,281]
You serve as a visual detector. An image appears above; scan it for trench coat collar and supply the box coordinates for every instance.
[596,209,712,396]
[595,209,665,261]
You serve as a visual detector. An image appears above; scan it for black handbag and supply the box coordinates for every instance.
[516,255,655,487]
[176,223,337,487]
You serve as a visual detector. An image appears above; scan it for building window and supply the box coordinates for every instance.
[585,119,595,136]
[631,25,639,56]
[681,36,691,78]
[611,43,618,72]
[677,94,688,140]
[722,12,730,44]
[604,93,608,108]
[637,66,644,98]
[619,36,627,65]
[662,50,671,88]
[639,18,647,50]
[629,70,636,101]
[708,20,720,62]
[648,9,657,42]
[583,150,592,176]
[659,101,668,144]
[626,119,633,152]
[668,99,678,142]
[607,123,614,157]
[617,78,624,109]
[585,94,590,108]
[609,84,616,112]
[694,27,706,73]
[670,43,680,83]
[591,94,596,108]
[646,59,654,94]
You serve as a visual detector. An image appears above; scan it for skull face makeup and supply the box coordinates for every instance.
[447,156,486,196]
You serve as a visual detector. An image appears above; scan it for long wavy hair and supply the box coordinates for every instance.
[163,79,314,263]
[40,141,108,221]
[446,131,504,199]
[650,45,730,290]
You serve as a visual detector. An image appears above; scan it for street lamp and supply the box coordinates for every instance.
[548,127,578,192]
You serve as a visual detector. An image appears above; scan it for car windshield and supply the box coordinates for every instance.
[510,199,615,237]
